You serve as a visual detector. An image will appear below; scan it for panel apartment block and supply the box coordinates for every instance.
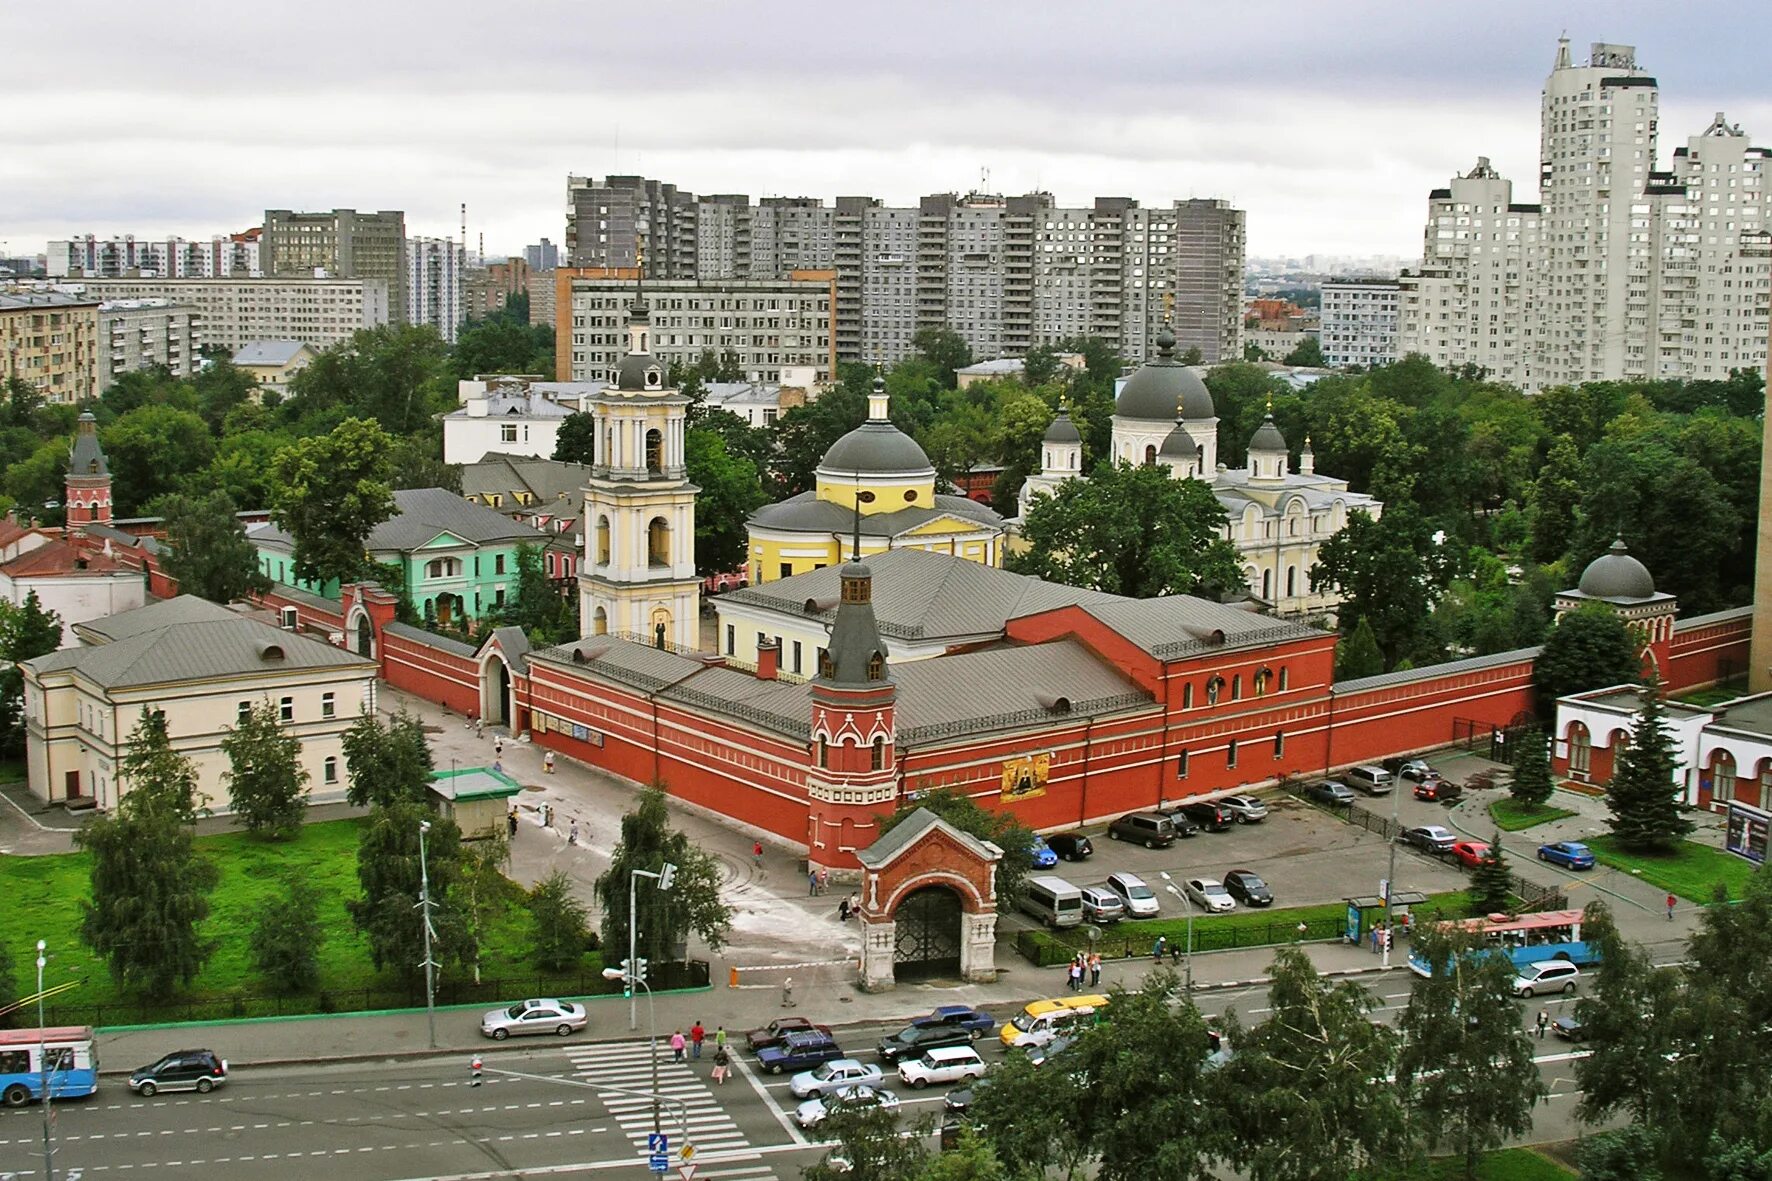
[262,209,408,326]
[67,277,389,353]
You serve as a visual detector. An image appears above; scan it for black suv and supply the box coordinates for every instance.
[1174,801,1234,832]
[877,1022,973,1064]
[130,1049,228,1096]
[1044,832,1094,861]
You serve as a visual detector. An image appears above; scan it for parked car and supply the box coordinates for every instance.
[1105,871,1161,918]
[1451,840,1492,869]
[1161,810,1201,838]
[1223,869,1273,907]
[480,998,588,1040]
[897,1045,987,1089]
[1107,811,1176,848]
[1028,836,1059,868]
[747,1017,832,1052]
[129,1049,227,1097]
[1513,960,1581,998]
[1045,832,1094,861]
[1217,794,1268,823]
[912,1006,995,1037]
[758,1030,846,1074]
[789,1058,885,1099]
[1305,780,1356,807]
[877,1022,973,1064]
[1079,884,1126,924]
[1175,801,1235,832]
[1026,1034,1077,1069]
[1413,776,1463,803]
[1346,765,1394,795]
[794,1084,898,1128]
[1183,877,1236,913]
[1538,841,1596,870]
[1552,1015,1587,1042]
[1398,759,1438,782]
[944,1083,981,1114]
[1398,825,1457,853]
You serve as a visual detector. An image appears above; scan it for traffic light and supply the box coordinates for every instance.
[658,862,677,891]
[633,957,648,983]
[469,1056,482,1087]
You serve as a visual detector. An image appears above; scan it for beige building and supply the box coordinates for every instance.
[20,596,378,812]
[98,299,202,390]
[262,209,408,325]
[0,292,100,402]
[232,339,318,398]
[66,277,388,352]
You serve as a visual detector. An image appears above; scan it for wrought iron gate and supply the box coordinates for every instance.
[893,887,962,981]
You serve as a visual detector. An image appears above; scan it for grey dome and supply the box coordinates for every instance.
[1248,413,1288,453]
[616,353,664,391]
[1578,538,1656,600]
[820,422,934,476]
[1159,417,1200,458]
[1116,326,1215,421]
[1043,408,1081,445]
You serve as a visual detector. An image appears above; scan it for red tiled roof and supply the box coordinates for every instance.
[0,539,131,578]
[0,518,36,549]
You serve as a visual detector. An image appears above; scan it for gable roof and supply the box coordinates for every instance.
[253,487,547,555]
[0,538,131,578]
[748,492,1005,539]
[889,639,1150,743]
[1078,597,1320,659]
[461,454,590,510]
[855,807,1002,869]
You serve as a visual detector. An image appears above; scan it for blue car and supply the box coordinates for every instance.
[757,1030,846,1075]
[1537,841,1596,870]
[912,1005,995,1037]
[1029,837,1059,869]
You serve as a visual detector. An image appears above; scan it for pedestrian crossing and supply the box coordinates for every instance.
[564,1040,753,1157]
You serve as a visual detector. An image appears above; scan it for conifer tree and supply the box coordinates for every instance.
[1605,673,1693,853]
[1510,724,1554,809]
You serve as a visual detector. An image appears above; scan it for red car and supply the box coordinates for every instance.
[1451,840,1491,868]
[1413,776,1463,803]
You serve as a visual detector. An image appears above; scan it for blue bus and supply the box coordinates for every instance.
[1407,909,1601,978]
[0,1026,100,1105]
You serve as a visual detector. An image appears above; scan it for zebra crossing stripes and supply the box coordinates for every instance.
[689,1168,782,1180]
[564,1041,752,1153]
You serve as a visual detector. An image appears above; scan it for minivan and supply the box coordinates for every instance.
[1019,875,1084,929]
[1512,960,1580,998]
[897,1044,987,1089]
[1346,765,1394,795]
[1000,995,1111,1049]
[1105,871,1160,918]
[1078,884,1125,923]
[1108,811,1176,848]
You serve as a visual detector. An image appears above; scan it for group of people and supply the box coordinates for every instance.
[666,1021,734,1084]
[807,867,831,895]
[836,893,863,922]
[1066,951,1104,991]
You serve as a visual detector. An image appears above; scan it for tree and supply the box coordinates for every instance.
[1397,925,1546,1179]
[552,411,596,466]
[248,879,325,993]
[1335,617,1385,681]
[159,490,271,604]
[268,416,397,587]
[75,711,218,993]
[912,327,973,387]
[595,787,733,966]
[1526,435,1582,564]
[912,1128,1011,1181]
[1469,833,1513,915]
[1605,673,1693,853]
[1577,1127,1664,1181]
[284,323,451,436]
[347,798,468,983]
[803,1092,933,1181]
[0,939,16,1028]
[1283,336,1325,367]
[876,788,1037,913]
[1573,901,1683,1130]
[102,403,215,516]
[768,384,867,497]
[528,870,592,971]
[341,709,434,809]
[1510,725,1554,808]
[453,317,553,380]
[1311,507,1463,666]
[684,426,768,575]
[1010,461,1243,600]
[4,438,68,525]
[0,591,63,756]
[457,833,510,984]
[1532,604,1640,719]
[1218,947,1408,1181]
[221,699,310,839]
[499,542,574,644]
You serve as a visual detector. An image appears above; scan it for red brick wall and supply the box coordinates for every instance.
[1327,655,1537,770]
[381,630,479,716]
[1667,611,1751,692]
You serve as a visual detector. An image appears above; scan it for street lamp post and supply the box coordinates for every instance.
[37,939,54,1181]
[625,863,676,1032]
[1158,874,1194,996]
[603,966,662,1139]
[418,820,437,1050]
[1383,773,1402,966]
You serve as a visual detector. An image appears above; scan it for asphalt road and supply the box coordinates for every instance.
[3,971,1601,1181]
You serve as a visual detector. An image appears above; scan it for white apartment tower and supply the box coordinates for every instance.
[406,237,465,344]
[1320,279,1401,368]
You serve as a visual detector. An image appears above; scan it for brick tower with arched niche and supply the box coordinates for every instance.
[64,411,112,526]
[853,807,1002,991]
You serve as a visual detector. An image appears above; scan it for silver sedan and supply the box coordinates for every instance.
[789,1058,886,1099]
[480,998,588,1039]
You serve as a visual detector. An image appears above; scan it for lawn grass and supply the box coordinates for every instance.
[1365,1147,1575,1180]
[0,818,601,1023]
[1583,833,1755,903]
[1674,678,1749,709]
[1489,798,1578,831]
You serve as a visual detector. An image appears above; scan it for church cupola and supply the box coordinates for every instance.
[1158,412,1201,480]
[1041,402,1082,476]
[65,411,112,527]
[612,293,665,393]
[1247,411,1290,484]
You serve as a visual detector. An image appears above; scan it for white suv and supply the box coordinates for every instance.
[1512,960,1580,997]
[897,1045,986,1089]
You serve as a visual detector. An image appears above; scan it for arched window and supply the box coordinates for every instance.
[595,515,611,565]
[867,652,885,681]
[645,428,664,474]
[1261,569,1272,601]
[1286,566,1297,598]
[592,606,608,636]
[647,517,670,566]
[871,736,885,771]
[1712,751,1738,803]
[1144,444,1157,465]
[1279,667,1289,691]
[818,738,828,768]
[323,756,338,785]
[1273,732,1285,758]
[1205,677,1223,705]
[1569,723,1592,776]
[1254,668,1271,696]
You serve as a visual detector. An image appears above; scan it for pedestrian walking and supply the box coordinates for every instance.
[670,1030,686,1062]
[1068,960,1083,992]
[1153,935,1167,962]
[568,820,579,846]
[712,1045,730,1085]
[714,1025,727,1052]
[494,737,504,758]
[1089,952,1102,988]
[690,1021,706,1059]
[492,758,503,775]
[848,893,859,919]
[1667,893,1677,921]
[781,977,796,1008]
[475,716,484,738]
[1536,1009,1549,1040]
[753,840,764,868]
[838,897,851,922]
[808,869,819,896]
[544,750,555,774]
[817,868,829,895]
[507,808,518,838]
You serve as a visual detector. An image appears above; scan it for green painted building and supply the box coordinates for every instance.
[252,487,549,627]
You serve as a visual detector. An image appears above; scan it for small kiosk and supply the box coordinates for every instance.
[427,766,522,839]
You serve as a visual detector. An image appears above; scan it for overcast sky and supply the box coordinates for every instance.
[5,0,1767,263]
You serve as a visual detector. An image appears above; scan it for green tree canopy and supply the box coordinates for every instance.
[1311,507,1464,667]
[283,323,451,436]
[527,870,592,971]
[159,490,271,604]
[685,425,768,575]
[912,327,973,388]
[1605,673,1693,853]
[1510,725,1554,808]
[0,591,62,756]
[341,709,434,809]
[1532,604,1639,719]
[248,879,325,993]
[347,798,471,983]
[594,786,734,966]
[552,411,596,466]
[876,788,1037,909]
[269,416,396,586]
[1335,616,1385,681]
[221,698,310,839]
[103,403,215,516]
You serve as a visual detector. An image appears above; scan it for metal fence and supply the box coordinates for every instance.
[34,961,711,1029]
[1015,916,1348,968]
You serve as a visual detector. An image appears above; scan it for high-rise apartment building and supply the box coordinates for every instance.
[262,209,408,326]
[0,292,100,402]
[407,237,465,343]
[524,238,559,272]
[1399,40,1768,389]
[563,176,1247,365]
[62,276,388,353]
[1319,279,1401,368]
[96,300,202,391]
[47,232,261,279]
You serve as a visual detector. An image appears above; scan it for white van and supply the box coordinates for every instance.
[1346,765,1394,795]
[897,1044,987,1089]
[1020,875,1084,929]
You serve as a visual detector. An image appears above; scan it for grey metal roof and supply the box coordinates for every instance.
[1042,408,1081,445]
[721,549,1116,642]
[232,340,310,367]
[1080,597,1318,659]
[461,455,590,509]
[83,523,162,555]
[1334,645,1541,693]
[1248,413,1289,453]
[1159,417,1200,458]
[1115,326,1215,421]
[817,421,936,478]
[69,413,108,477]
[1576,539,1657,601]
[484,626,532,673]
[255,487,547,554]
[855,807,1002,869]
[443,391,575,420]
[78,595,238,642]
[658,665,812,739]
[530,635,710,693]
[748,492,1004,538]
[0,292,99,310]
[27,597,373,689]
[891,639,1151,745]
[385,621,477,657]
[1673,606,1753,632]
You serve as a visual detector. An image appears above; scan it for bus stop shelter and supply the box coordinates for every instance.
[1343,890,1428,945]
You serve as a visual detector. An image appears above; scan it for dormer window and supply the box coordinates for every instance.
[867,652,884,681]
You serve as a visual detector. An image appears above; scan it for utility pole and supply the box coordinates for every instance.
[418,820,437,1050]
[37,940,54,1181]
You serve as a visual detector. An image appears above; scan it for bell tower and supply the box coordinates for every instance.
[577,284,701,649]
[65,411,112,527]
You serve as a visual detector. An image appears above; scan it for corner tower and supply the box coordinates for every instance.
[65,411,112,527]
[577,293,701,648]
[1555,538,1677,676]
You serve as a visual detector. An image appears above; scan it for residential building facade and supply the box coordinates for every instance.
[0,292,100,402]
[97,300,201,389]
[46,232,261,279]
[262,209,408,325]
[442,376,587,464]
[1319,279,1401,368]
[63,277,388,352]
[232,340,318,398]
[525,239,559,272]
[407,237,465,343]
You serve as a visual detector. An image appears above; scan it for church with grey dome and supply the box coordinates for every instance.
[1016,329,1383,617]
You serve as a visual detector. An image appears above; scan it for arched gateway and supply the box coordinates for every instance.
[853,808,1002,991]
